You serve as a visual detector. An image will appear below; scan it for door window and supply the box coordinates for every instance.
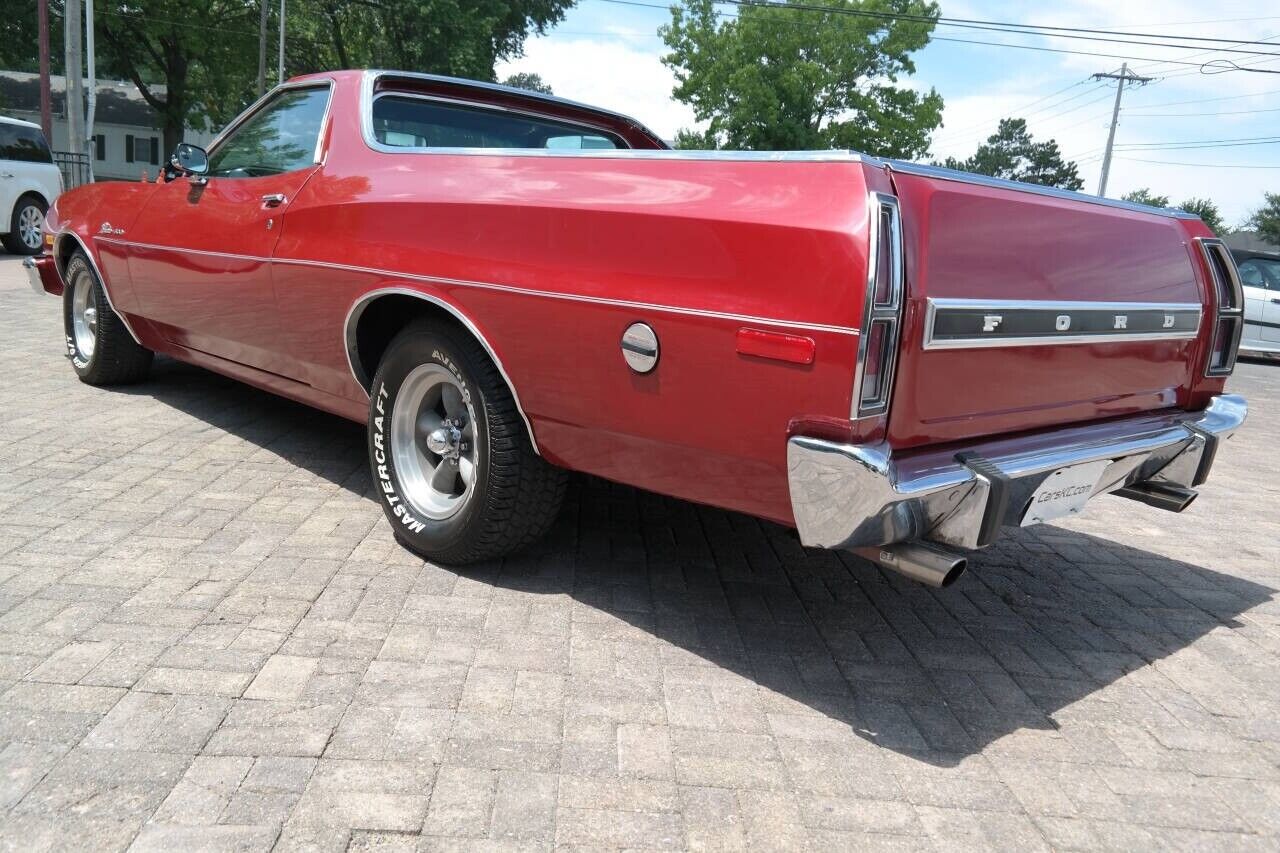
[1238,259,1280,291]
[372,95,624,150]
[207,87,330,178]
[0,123,54,163]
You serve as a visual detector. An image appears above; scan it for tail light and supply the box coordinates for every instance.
[1197,238,1244,377]
[852,193,904,417]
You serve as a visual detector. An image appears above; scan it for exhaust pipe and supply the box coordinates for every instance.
[1115,482,1198,513]
[854,541,968,588]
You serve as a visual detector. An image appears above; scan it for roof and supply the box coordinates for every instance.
[0,70,163,127]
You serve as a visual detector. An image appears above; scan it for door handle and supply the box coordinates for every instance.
[1271,298,1280,305]
[260,193,287,208]
[0,173,14,179]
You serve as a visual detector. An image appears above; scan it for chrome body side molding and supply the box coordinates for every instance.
[343,286,542,455]
[787,394,1246,552]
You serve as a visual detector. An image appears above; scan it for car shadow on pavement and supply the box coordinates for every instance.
[131,356,1276,768]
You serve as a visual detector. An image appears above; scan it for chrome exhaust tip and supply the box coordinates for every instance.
[1114,482,1199,513]
[854,541,968,588]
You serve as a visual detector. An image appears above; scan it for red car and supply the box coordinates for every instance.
[26,70,1247,586]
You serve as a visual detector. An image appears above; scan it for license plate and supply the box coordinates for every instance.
[1020,459,1112,527]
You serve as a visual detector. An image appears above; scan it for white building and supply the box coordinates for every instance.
[0,71,216,183]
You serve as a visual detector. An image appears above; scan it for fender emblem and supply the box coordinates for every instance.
[98,222,124,235]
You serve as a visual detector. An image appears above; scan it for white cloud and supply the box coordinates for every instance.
[497,36,696,140]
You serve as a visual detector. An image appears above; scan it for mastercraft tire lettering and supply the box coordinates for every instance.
[367,320,567,564]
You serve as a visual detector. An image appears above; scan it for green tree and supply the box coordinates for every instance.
[940,118,1083,190]
[660,0,943,156]
[1245,192,1280,245]
[97,0,260,155]
[287,0,573,83]
[1179,197,1226,234]
[1121,188,1171,208]
[502,72,553,94]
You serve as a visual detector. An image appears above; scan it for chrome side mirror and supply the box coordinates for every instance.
[170,142,209,176]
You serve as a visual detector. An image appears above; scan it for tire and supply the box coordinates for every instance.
[62,250,153,385]
[2,195,48,255]
[368,320,566,564]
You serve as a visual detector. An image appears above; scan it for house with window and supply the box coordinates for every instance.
[0,71,215,182]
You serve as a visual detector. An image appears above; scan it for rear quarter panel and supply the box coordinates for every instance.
[275,115,873,522]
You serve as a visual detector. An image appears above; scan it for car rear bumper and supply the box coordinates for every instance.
[23,255,62,297]
[787,394,1247,551]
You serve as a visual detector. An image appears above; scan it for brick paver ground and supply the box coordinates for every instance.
[1,253,1279,851]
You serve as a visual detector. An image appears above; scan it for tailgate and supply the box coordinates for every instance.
[886,168,1209,449]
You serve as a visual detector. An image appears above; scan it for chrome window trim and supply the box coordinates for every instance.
[851,192,904,419]
[343,286,542,454]
[206,78,336,171]
[922,298,1203,350]
[56,231,144,345]
[94,236,860,336]
[368,90,629,152]
[881,160,1202,221]
[359,71,869,161]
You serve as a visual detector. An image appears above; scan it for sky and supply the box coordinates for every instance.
[497,0,1280,226]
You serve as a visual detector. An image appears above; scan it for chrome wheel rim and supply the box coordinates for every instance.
[17,204,43,250]
[71,270,98,360]
[389,364,478,520]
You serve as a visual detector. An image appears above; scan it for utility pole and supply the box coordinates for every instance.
[86,0,96,181]
[37,0,52,142]
[277,0,286,85]
[1093,63,1153,197]
[258,0,269,96]
[64,0,84,159]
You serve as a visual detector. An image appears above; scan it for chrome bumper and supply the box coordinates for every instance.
[787,394,1247,551]
[23,257,44,295]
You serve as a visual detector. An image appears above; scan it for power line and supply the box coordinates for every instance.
[1126,88,1280,108]
[716,0,1280,52]
[593,0,1280,72]
[1124,106,1280,117]
[1112,155,1280,168]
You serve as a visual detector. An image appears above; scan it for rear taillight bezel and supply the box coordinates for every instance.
[1197,238,1244,377]
[852,192,904,418]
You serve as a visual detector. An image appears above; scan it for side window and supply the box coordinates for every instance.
[0,123,54,163]
[371,95,624,150]
[1239,260,1280,291]
[207,87,330,178]
[1238,260,1265,288]
[1258,260,1280,291]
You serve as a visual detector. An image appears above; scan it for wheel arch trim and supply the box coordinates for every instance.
[344,286,541,455]
[53,230,144,346]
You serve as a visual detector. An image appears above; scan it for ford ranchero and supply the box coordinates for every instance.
[25,70,1247,587]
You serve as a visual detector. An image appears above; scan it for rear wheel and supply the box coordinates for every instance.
[62,251,153,385]
[368,320,566,564]
[2,195,47,255]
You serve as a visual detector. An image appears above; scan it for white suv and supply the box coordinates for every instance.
[0,116,63,255]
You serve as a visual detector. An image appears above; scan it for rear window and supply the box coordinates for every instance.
[371,95,623,151]
[0,123,54,163]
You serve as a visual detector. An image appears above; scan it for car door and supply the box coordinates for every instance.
[1238,259,1270,349]
[125,84,331,372]
[0,122,35,239]
[1256,259,1280,343]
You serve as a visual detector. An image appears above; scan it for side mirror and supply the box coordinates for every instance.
[170,142,209,176]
